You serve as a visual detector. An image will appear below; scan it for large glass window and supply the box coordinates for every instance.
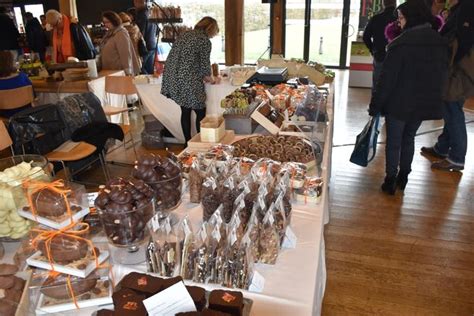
[165,0,225,63]
[285,0,306,60]
[244,0,271,64]
[24,4,45,21]
[308,0,344,66]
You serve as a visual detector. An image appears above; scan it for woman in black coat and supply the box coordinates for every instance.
[369,0,448,194]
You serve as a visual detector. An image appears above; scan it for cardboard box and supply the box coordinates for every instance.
[187,130,235,152]
[200,116,225,143]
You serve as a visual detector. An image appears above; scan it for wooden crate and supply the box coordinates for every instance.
[200,116,225,143]
[250,102,284,135]
[224,113,258,135]
[187,130,235,152]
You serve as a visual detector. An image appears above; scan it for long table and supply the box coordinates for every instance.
[0,84,334,316]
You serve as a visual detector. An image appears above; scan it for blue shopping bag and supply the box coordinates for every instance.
[350,114,381,167]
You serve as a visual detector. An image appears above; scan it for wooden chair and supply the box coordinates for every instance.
[103,76,139,161]
[0,85,35,123]
[0,120,14,155]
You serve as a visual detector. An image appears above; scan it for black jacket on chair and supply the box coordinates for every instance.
[369,24,449,122]
[70,22,97,61]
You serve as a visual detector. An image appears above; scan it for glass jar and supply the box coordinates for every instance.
[146,172,183,212]
[0,155,51,241]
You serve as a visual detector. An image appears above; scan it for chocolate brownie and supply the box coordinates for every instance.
[175,312,202,316]
[160,276,183,291]
[96,309,115,316]
[112,288,147,316]
[202,308,232,316]
[118,272,162,296]
[4,288,22,303]
[11,276,25,291]
[0,299,16,316]
[186,286,206,311]
[208,290,243,316]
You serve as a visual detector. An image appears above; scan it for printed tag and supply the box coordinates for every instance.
[87,192,99,207]
[183,220,191,237]
[151,215,160,233]
[143,281,196,315]
[282,226,297,249]
[248,271,265,293]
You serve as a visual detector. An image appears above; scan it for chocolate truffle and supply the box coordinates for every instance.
[0,264,18,276]
[112,288,147,316]
[32,188,68,217]
[0,299,16,316]
[37,235,89,264]
[96,309,115,316]
[208,290,243,316]
[0,276,14,289]
[118,272,162,296]
[41,273,97,299]
[186,286,206,311]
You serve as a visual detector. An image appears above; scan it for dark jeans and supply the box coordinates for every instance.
[372,59,383,97]
[385,116,422,177]
[141,49,156,75]
[181,107,206,144]
[434,100,467,166]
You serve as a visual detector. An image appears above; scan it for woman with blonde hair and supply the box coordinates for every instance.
[161,16,219,144]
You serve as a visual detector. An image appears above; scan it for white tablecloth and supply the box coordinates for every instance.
[136,78,236,143]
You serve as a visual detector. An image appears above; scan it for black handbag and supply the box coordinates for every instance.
[350,114,381,167]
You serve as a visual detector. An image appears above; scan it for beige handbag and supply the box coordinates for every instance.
[444,40,474,102]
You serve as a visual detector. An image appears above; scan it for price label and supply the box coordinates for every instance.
[248,271,265,293]
[212,226,221,242]
[258,196,266,211]
[200,223,207,241]
[230,230,237,246]
[182,220,191,237]
[282,226,297,249]
[87,192,99,207]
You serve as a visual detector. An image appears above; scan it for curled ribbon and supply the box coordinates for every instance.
[22,179,74,224]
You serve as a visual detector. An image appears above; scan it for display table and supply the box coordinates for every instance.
[136,77,236,143]
[0,84,334,316]
[31,70,125,107]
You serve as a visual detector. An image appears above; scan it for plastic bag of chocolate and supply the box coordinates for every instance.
[243,207,261,261]
[150,216,180,277]
[268,201,286,245]
[193,222,210,284]
[275,191,292,227]
[206,221,226,284]
[229,196,247,242]
[209,144,234,157]
[220,177,238,223]
[201,177,220,221]
[189,158,203,204]
[178,216,196,280]
[258,208,280,265]
[280,162,307,190]
[294,176,324,204]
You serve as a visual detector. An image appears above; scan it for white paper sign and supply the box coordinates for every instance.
[87,192,99,207]
[248,271,265,293]
[282,226,297,249]
[143,281,196,316]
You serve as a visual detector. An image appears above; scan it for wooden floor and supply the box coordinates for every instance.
[322,71,474,315]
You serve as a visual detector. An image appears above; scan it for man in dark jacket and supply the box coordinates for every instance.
[25,12,47,62]
[369,0,448,194]
[0,7,20,60]
[363,0,397,91]
[134,0,158,74]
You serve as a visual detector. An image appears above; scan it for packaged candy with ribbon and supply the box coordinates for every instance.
[19,180,89,229]
[201,177,220,221]
[189,158,203,204]
[32,268,113,314]
[147,216,180,277]
[178,216,196,280]
[193,223,210,284]
[26,222,110,278]
[294,176,324,204]
[258,208,280,265]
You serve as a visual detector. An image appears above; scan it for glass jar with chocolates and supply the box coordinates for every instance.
[95,178,156,264]
[132,154,183,213]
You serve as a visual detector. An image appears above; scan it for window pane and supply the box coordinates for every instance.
[308,0,343,66]
[24,4,44,20]
[13,7,24,33]
[244,0,270,64]
[285,0,306,60]
[165,0,225,63]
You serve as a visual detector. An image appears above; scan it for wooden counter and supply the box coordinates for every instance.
[31,70,120,94]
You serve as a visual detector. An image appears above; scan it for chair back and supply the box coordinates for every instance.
[105,76,137,95]
[0,120,13,151]
[0,85,34,110]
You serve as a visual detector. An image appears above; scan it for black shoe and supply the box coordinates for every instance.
[396,171,410,190]
[420,146,447,160]
[381,176,397,195]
